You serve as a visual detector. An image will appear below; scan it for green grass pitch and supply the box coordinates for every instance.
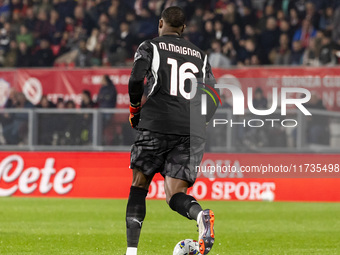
[0,198,340,254]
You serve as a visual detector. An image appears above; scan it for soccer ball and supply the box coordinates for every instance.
[173,239,200,255]
[261,190,275,201]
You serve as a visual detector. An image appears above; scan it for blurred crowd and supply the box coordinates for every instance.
[0,0,338,148]
[0,0,340,68]
[4,74,117,109]
[0,74,122,146]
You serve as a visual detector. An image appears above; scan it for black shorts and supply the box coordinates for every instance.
[130,130,205,187]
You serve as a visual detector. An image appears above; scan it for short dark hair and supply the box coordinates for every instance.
[82,90,91,99]
[161,6,185,27]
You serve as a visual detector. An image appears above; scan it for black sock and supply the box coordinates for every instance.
[126,186,148,248]
[169,192,203,220]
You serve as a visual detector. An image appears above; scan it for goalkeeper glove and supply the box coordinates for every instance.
[129,102,141,128]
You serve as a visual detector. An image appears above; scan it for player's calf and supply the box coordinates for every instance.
[168,192,203,220]
[126,186,148,255]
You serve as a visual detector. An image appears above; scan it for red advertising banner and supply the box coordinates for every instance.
[0,68,131,108]
[0,152,339,202]
[1,67,340,110]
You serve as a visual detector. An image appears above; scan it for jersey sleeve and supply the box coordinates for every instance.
[128,41,153,105]
[205,58,215,81]
[204,57,220,123]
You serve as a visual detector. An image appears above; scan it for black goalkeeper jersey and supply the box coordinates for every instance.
[128,34,219,138]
